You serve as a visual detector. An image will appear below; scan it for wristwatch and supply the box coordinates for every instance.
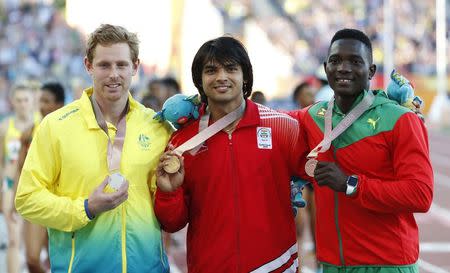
[345,175,358,196]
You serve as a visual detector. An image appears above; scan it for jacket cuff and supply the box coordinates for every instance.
[74,198,91,228]
[156,187,183,200]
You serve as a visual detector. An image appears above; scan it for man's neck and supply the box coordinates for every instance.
[334,90,366,114]
[334,96,356,114]
[93,94,128,126]
[208,98,244,122]
[15,113,34,130]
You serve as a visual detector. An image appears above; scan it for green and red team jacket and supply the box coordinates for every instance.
[290,90,433,271]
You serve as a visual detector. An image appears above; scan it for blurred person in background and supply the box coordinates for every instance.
[15,24,171,273]
[155,36,303,273]
[161,76,181,98]
[293,82,315,109]
[11,82,65,273]
[147,78,169,111]
[250,90,267,105]
[290,28,433,273]
[146,77,182,111]
[291,81,319,272]
[0,82,40,273]
[313,68,334,103]
[141,93,161,110]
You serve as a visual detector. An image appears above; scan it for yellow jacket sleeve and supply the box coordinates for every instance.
[15,118,90,232]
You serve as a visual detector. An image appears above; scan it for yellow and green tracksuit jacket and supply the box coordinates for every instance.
[15,88,172,273]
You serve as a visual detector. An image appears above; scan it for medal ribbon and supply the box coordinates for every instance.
[174,100,246,155]
[90,94,127,172]
[307,91,375,159]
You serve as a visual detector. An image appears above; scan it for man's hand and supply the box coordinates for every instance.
[314,161,348,192]
[87,176,129,217]
[156,146,185,193]
[412,98,425,122]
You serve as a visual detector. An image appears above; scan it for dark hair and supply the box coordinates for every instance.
[191,36,253,103]
[292,82,310,102]
[41,82,65,103]
[329,28,373,62]
[161,77,180,93]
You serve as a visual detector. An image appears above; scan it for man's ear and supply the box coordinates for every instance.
[132,59,140,76]
[369,64,377,79]
[84,57,92,75]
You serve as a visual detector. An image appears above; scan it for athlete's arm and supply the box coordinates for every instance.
[349,113,433,213]
[154,149,189,232]
[15,118,90,232]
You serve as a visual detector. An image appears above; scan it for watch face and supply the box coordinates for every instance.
[348,175,358,187]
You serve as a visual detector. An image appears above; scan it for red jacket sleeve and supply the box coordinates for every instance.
[154,132,190,233]
[288,108,314,181]
[355,113,433,213]
[154,186,189,233]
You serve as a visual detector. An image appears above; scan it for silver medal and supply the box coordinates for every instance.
[109,173,125,190]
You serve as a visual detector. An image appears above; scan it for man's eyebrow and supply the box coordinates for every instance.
[203,63,219,70]
[224,63,238,68]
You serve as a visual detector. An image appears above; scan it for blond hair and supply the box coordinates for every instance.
[9,81,37,98]
[86,24,139,63]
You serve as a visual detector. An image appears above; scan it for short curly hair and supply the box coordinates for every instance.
[86,24,139,64]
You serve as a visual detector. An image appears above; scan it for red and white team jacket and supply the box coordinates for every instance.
[155,100,303,273]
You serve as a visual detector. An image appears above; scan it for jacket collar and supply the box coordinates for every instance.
[79,87,138,130]
[237,99,260,129]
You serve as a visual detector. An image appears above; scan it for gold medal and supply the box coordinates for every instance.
[163,155,181,174]
[305,158,318,177]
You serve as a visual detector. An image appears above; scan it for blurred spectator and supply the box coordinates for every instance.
[213,0,443,78]
[291,80,318,272]
[292,81,314,108]
[314,67,334,102]
[145,76,182,111]
[250,90,267,105]
[161,76,181,97]
[0,2,88,115]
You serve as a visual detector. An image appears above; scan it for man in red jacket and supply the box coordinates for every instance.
[291,28,433,273]
[155,36,302,273]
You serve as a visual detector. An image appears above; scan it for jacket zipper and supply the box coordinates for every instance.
[68,232,76,273]
[333,141,345,266]
[229,132,240,272]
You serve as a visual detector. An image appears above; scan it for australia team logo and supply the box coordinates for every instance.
[138,134,150,150]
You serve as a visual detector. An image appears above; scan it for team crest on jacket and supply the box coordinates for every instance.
[317,107,326,117]
[138,134,150,150]
[257,127,272,149]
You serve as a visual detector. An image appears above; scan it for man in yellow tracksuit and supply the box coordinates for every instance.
[15,24,171,273]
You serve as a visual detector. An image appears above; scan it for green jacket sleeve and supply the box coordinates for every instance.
[15,117,90,232]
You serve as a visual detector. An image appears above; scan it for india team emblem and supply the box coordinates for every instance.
[257,127,272,149]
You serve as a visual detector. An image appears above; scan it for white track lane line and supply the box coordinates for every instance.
[418,258,450,273]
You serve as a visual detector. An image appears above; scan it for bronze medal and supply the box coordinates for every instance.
[305,158,318,177]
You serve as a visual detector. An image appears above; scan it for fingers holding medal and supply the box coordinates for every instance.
[159,145,184,175]
[157,146,185,193]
